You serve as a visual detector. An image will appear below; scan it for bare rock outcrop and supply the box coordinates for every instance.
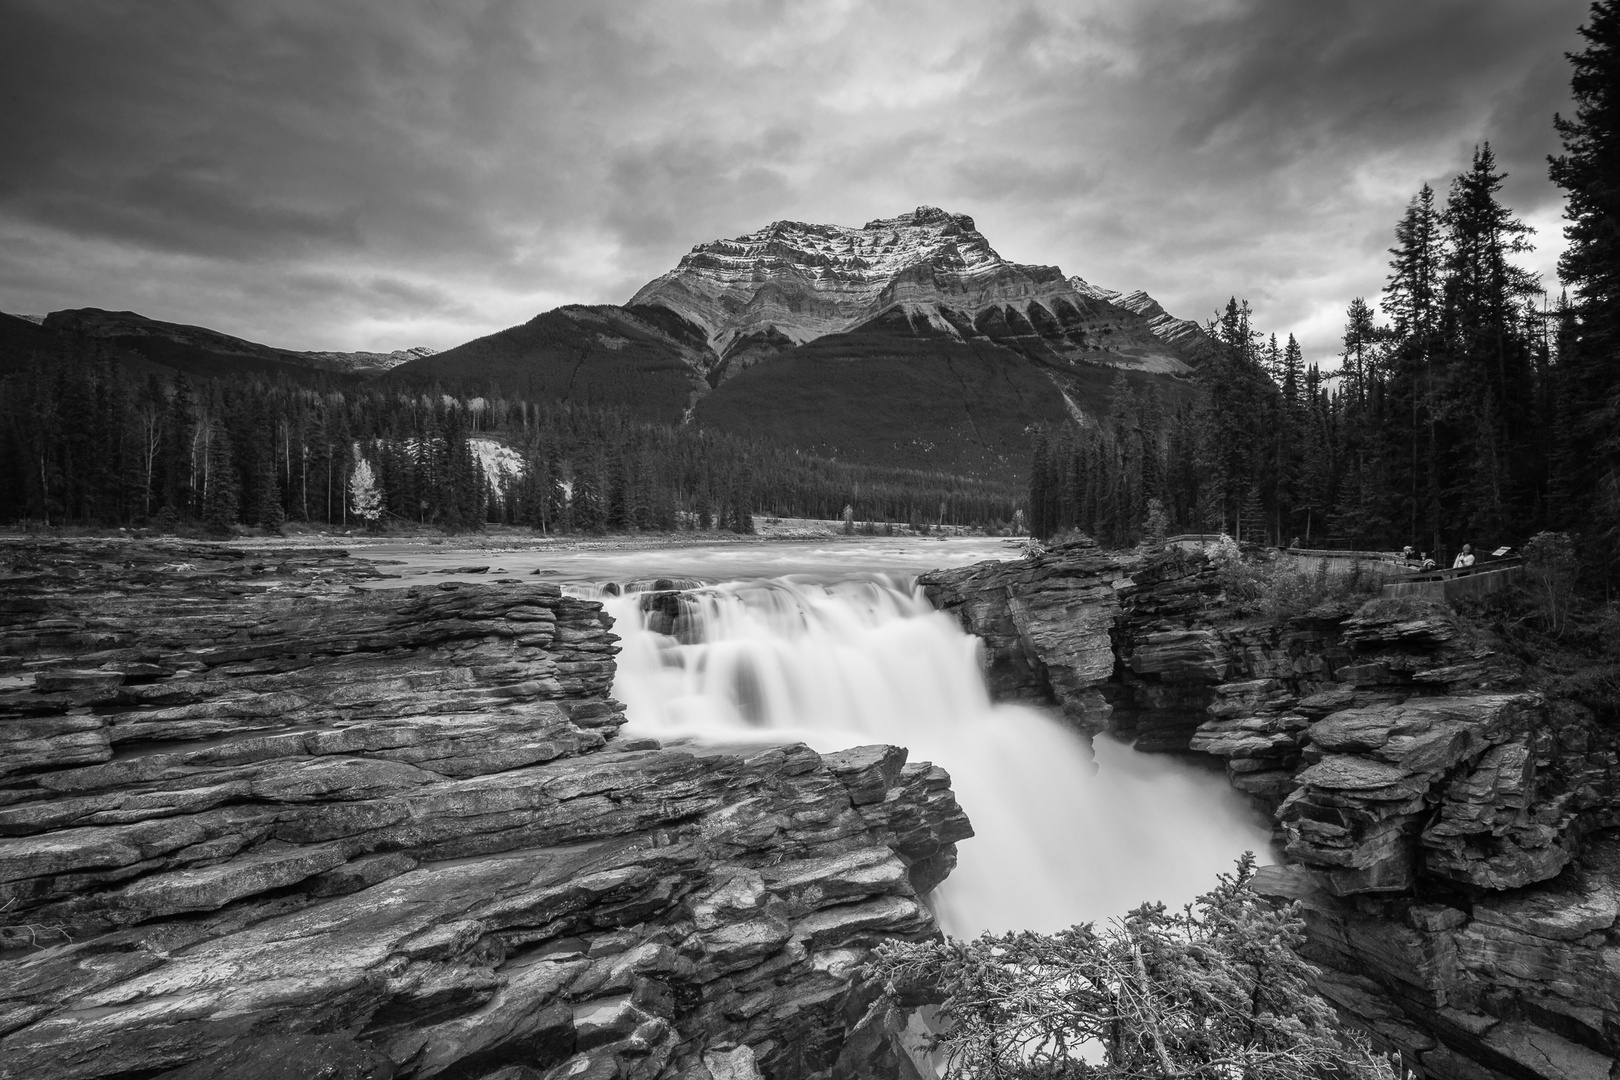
[920,540,1139,732]
[0,540,971,1080]
[922,544,1620,1078]
[631,207,1209,376]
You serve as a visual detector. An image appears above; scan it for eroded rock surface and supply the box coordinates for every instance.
[0,540,970,1080]
[920,540,1139,731]
[924,543,1620,1078]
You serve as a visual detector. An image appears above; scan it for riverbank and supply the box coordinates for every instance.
[0,515,1007,550]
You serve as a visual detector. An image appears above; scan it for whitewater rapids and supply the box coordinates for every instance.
[601,574,1271,938]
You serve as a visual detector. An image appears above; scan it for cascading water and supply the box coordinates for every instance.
[602,574,1273,938]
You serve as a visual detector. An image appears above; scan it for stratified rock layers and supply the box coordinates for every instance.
[632,207,1206,374]
[922,543,1620,1079]
[0,541,970,1080]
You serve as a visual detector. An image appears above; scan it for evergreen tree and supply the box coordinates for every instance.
[200,420,239,535]
[1440,143,1540,538]
[350,458,384,528]
[1383,184,1446,553]
[162,375,196,519]
[1549,0,1620,577]
[1028,427,1053,539]
[251,418,285,531]
[572,452,606,534]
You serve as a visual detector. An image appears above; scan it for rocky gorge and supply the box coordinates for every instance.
[922,542,1620,1080]
[0,540,971,1080]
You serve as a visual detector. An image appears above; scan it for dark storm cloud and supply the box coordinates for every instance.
[0,0,1592,357]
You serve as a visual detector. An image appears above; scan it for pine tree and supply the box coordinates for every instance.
[1549,0,1620,575]
[162,375,196,519]
[572,452,606,534]
[1383,184,1446,553]
[201,420,239,535]
[1028,428,1053,539]
[1440,143,1540,543]
[252,419,285,532]
[349,457,384,528]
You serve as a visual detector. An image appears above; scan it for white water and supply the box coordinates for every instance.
[603,574,1273,938]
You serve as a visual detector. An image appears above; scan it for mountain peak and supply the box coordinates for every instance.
[629,207,1210,374]
[630,207,1025,354]
[863,205,973,231]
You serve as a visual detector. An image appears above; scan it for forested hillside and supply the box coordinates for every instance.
[0,360,1022,534]
[381,304,713,426]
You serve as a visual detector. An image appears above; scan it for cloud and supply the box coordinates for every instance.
[0,0,1592,360]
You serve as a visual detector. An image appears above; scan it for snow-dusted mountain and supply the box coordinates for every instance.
[631,206,1213,378]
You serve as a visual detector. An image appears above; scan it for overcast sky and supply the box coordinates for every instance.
[0,0,1591,363]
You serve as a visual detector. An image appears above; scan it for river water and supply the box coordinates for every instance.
[367,536,1272,937]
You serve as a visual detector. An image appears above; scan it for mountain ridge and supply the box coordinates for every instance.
[630,205,1213,377]
[0,307,435,381]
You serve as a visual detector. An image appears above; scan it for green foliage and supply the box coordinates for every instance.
[1522,530,1579,637]
[349,458,383,526]
[1142,498,1170,544]
[867,855,1392,1080]
[1210,542,1385,621]
[1467,586,1620,723]
[200,422,238,536]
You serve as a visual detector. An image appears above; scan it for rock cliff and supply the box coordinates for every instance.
[631,207,1211,377]
[0,540,971,1080]
[921,543,1620,1079]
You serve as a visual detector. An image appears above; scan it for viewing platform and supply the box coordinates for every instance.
[1165,538,1525,604]
[1277,544,1525,602]
[1380,557,1523,601]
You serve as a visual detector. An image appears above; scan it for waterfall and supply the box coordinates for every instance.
[602,575,1272,938]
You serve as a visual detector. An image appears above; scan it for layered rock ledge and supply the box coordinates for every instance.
[922,542,1620,1080]
[0,540,971,1080]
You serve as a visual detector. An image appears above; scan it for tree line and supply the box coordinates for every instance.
[0,360,1024,534]
[1032,3,1620,591]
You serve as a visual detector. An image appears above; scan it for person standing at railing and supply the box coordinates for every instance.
[1452,544,1476,571]
[1421,552,1437,572]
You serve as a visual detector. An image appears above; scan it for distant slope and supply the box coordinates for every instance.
[695,299,1205,482]
[290,345,435,373]
[383,304,716,425]
[0,311,75,372]
[696,308,1109,481]
[33,309,427,383]
[0,311,170,379]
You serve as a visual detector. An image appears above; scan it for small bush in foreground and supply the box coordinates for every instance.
[867,855,1393,1080]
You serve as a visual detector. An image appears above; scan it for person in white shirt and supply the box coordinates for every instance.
[1453,544,1476,569]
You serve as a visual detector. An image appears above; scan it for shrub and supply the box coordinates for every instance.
[1522,531,1579,638]
[867,855,1392,1080]
[1211,542,1384,621]
[1143,498,1171,545]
